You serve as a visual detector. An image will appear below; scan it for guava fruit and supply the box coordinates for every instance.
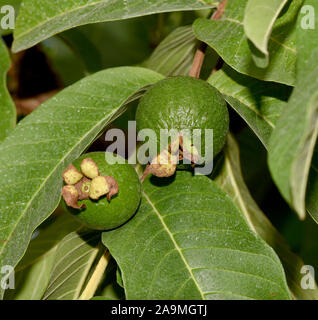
[136,76,229,179]
[62,152,141,230]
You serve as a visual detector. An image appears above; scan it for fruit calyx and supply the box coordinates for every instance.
[141,133,200,182]
[62,158,119,209]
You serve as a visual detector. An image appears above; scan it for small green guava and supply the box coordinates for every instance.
[62,152,141,230]
[136,76,229,164]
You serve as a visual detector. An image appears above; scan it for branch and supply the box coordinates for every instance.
[189,0,227,78]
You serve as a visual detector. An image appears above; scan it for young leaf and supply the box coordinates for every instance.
[215,135,318,300]
[102,171,291,300]
[146,26,198,77]
[12,0,216,52]
[209,66,291,148]
[268,0,318,220]
[4,214,81,300]
[193,0,302,86]
[0,67,164,299]
[244,0,288,67]
[42,231,101,300]
[0,40,16,142]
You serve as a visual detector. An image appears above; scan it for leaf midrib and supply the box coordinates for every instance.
[142,191,205,300]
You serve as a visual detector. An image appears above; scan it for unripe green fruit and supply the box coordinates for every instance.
[136,76,229,162]
[63,152,141,230]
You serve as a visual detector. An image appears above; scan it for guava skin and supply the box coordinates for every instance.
[63,152,141,230]
[136,76,229,161]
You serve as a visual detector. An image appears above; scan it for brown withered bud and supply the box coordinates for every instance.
[141,149,177,182]
[179,135,200,164]
[75,177,92,200]
[89,176,110,200]
[105,176,119,200]
[80,158,99,179]
[62,185,85,209]
[169,136,180,156]
[62,164,83,185]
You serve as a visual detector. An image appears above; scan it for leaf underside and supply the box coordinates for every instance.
[244,0,288,66]
[146,26,198,77]
[43,230,101,300]
[4,214,81,300]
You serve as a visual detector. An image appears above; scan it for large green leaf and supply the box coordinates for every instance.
[193,0,302,86]
[244,0,288,66]
[146,26,198,77]
[209,66,291,147]
[4,214,81,300]
[12,0,216,52]
[0,40,16,142]
[215,135,318,300]
[42,230,101,300]
[0,66,164,299]
[102,171,291,300]
[268,0,318,220]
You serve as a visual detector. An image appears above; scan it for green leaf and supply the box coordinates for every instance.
[42,230,101,300]
[268,0,318,220]
[41,37,87,86]
[12,0,216,52]
[215,135,318,300]
[193,0,302,86]
[0,40,16,142]
[146,26,198,77]
[0,66,164,299]
[61,17,156,74]
[4,214,81,300]
[209,66,291,148]
[102,171,291,300]
[244,0,288,67]
[306,147,318,223]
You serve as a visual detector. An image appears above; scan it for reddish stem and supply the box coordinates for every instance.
[189,0,227,79]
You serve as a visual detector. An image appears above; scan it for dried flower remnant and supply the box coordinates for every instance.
[141,149,177,182]
[180,135,200,164]
[62,164,83,185]
[105,176,119,200]
[62,185,84,209]
[81,158,99,179]
[62,157,119,209]
[141,134,201,182]
[75,177,91,200]
[90,176,110,200]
